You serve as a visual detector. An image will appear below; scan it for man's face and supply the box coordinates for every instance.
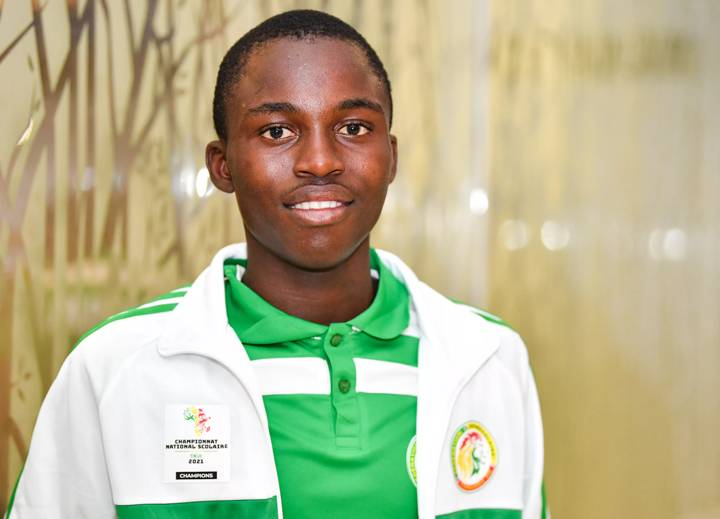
[207,37,397,271]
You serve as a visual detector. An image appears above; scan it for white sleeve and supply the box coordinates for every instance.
[6,352,116,519]
[522,365,550,519]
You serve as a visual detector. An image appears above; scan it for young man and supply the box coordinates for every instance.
[7,10,547,519]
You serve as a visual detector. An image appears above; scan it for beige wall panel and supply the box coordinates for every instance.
[489,1,719,518]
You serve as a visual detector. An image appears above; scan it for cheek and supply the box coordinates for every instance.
[346,149,394,197]
[354,142,390,166]
[232,153,286,198]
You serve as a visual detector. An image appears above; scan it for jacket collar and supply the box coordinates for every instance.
[158,243,246,358]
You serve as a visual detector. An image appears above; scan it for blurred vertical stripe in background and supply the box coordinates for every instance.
[0,1,718,517]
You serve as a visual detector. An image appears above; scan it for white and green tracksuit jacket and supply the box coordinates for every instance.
[6,244,548,519]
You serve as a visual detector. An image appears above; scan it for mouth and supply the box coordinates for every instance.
[284,199,353,226]
[288,200,348,210]
[283,186,354,226]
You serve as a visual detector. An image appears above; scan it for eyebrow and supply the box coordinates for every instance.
[246,102,300,115]
[338,98,384,114]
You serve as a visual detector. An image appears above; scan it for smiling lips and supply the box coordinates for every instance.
[284,186,354,225]
[290,200,345,210]
[287,199,352,225]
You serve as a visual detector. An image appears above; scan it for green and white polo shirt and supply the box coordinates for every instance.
[224,250,419,518]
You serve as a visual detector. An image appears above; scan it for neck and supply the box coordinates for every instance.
[241,239,376,326]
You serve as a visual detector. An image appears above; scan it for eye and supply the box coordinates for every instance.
[338,122,370,136]
[260,126,295,140]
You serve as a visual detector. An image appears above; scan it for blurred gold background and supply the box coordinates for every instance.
[1,1,718,517]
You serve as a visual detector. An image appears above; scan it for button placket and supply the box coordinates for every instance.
[323,323,360,448]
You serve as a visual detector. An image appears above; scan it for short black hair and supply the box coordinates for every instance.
[212,9,393,141]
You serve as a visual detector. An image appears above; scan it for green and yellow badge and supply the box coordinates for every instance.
[406,435,417,487]
[450,421,497,492]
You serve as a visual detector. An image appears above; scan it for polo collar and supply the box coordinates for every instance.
[224,248,410,345]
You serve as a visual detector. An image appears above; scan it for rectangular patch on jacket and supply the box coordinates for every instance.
[163,404,230,482]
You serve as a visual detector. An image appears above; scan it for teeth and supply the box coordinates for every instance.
[292,200,344,210]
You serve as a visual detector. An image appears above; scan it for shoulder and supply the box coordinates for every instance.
[447,299,532,375]
[79,285,188,340]
[75,285,189,348]
[449,299,514,331]
[66,285,190,384]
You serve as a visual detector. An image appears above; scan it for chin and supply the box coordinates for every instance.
[277,230,370,271]
[285,241,366,272]
[245,223,372,273]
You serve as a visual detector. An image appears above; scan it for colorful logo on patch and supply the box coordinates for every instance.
[183,406,211,437]
[450,421,497,492]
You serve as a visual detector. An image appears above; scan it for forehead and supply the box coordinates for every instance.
[229,38,388,117]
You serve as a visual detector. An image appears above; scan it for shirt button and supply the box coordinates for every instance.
[338,379,351,393]
[329,334,343,347]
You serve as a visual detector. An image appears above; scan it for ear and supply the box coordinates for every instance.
[388,134,398,184]
[205,140,235,193]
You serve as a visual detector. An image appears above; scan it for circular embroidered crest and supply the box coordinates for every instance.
[406,435,417,487]
[450,421,497,491]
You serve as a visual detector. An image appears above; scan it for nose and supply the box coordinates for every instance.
[293,127,344,178]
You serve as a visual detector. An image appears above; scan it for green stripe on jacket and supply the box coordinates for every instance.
[436,509,521,519]
[115,497,278,518]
